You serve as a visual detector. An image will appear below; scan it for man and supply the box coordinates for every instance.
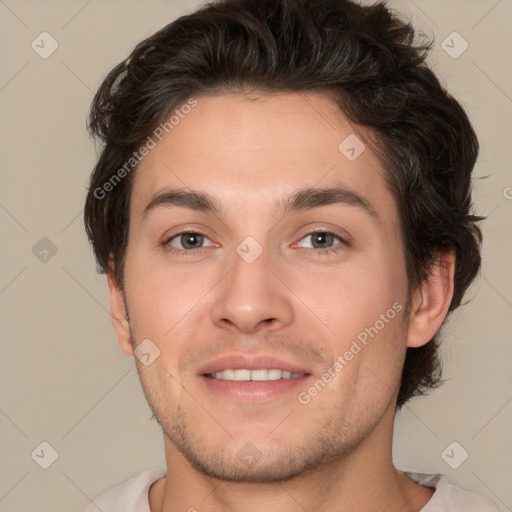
[81,0,501,510]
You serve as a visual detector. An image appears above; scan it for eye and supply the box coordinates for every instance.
[296,230,347,253]
[164,231,215,252]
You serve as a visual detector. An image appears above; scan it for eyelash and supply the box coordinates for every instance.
[162,229,348,256]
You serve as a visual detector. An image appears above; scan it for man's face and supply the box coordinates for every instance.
[120,91,410,481]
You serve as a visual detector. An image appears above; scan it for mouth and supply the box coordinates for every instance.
[198,354,312,402]
[204,369,306,381]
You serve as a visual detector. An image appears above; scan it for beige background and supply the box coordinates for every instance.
[0,0,511,510]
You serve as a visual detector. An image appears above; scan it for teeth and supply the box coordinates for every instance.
[209,369,305,381]
[267,369,282,380]
[222,369,234,380]
[233,369,251,381]
[251,369,268,381]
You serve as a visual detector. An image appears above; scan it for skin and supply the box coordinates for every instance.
[107,91,455,512]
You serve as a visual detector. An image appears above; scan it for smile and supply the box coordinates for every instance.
[206,369,305,381]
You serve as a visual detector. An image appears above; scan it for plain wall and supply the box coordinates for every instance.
[0,1,511,510]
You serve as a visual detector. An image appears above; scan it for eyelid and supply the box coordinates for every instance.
[292,228,349,250]
[294,222,351,241]
[163,226,350,254]
[163,229,217,252]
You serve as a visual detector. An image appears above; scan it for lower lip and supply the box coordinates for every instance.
[199,374,311,402]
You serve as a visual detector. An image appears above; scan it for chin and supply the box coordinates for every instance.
[162,413,361,483]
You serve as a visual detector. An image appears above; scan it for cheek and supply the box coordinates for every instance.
[320,307,407,412]
[300,259,404,340]
[123,250,215,344]
[294,249,408,391]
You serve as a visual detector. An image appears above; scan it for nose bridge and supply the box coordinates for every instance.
[210,237,294,333]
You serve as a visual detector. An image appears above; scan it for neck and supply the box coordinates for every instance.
[149,406,434,512]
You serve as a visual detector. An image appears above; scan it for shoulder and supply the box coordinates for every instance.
[78,466,166,512]
[406,472,504,512]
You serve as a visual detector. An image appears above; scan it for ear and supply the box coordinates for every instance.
[107,272,134,356]
[406,250,456,348]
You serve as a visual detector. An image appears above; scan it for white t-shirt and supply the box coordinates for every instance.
[79,467,504,511]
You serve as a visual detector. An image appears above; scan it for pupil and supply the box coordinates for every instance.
[184,233,201,248]
[314,233,330,248]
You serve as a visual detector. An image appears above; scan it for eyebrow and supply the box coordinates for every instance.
[279,185,377,218]
[142,184,377,220]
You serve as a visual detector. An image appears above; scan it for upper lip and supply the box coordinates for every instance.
[198,354,311,376]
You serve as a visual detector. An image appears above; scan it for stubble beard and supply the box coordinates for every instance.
[132,334,388,483]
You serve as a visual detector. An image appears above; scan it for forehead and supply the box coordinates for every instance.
[130,91,396,222]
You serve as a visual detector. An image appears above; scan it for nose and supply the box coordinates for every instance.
[210,246,294,334]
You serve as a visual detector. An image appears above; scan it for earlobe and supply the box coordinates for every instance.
[406,251,456,348]
[107,272,134,356]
